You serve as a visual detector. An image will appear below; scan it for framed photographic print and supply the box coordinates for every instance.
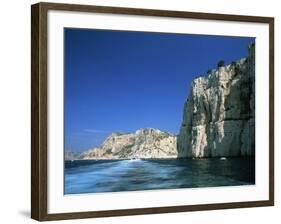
[31,2,274,221]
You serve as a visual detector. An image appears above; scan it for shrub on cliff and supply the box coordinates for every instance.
[217,60,225,68]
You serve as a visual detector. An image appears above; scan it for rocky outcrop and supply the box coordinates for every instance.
[79,128,177,159]
[177,43,255,158]
[65,150,79,161]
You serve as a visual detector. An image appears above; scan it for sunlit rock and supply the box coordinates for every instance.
[79,128,177,159]
[177,43,255,158]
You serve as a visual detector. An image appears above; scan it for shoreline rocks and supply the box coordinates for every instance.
[79,128,177,160]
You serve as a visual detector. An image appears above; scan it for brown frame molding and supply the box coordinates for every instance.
[31,2,274,221]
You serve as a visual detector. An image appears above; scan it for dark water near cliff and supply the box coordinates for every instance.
[64,158,255,194]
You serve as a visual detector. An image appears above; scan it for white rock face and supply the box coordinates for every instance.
[80,128,177,159]
[177,43,255,158]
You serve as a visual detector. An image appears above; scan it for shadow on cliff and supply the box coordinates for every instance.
[211,58,255,157]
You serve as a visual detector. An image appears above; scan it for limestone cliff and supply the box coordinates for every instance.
[79,128,177,159]
[177,43,255,158]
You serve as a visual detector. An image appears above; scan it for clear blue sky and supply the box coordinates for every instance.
[64,28,254,152]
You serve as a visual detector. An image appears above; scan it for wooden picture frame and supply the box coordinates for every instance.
[31,2,274,221]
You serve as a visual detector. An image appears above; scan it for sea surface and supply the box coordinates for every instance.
[64,158,255,194]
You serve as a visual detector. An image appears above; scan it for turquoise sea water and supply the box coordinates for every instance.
[64,158,255,194]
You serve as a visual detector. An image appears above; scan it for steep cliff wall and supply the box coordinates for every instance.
[80,128,177,159]
[177,44,255,158]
